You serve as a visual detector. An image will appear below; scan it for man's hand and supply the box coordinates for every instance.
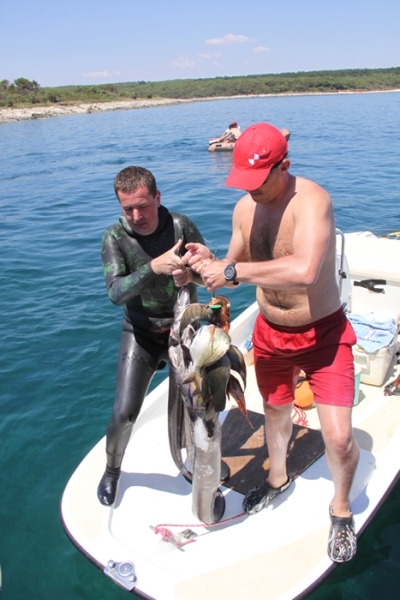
[183,242,214,273]
[151,239,185,275]
[200,258,233,292]
[172,266,193,287]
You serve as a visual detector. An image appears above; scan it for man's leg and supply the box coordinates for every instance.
[316,404,359,517]
[242,401,293,514]
[317,403,359,562]
[97,331,158,506]
[263,401,293,489]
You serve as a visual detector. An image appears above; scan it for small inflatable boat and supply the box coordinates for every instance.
[208,137,235,152]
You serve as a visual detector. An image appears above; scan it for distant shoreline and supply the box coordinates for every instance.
[1,89,399,125]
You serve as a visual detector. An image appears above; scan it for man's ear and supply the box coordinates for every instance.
[155,190,161,206]
[281,158,291,173]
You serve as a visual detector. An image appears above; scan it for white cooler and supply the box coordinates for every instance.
[349,309,398,387]
[353,341,397,386]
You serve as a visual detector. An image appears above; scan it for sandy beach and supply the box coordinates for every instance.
[0,98,199,124]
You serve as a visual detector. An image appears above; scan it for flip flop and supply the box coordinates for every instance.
[242,477,292,515]
[327,504,357,563]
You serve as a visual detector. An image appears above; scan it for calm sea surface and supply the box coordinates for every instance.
[1,92,400,600]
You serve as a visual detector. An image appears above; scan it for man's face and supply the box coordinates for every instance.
[247,158,289,203]
[117,186,161,235]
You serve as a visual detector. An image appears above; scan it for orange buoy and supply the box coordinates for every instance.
[294,372,314,408]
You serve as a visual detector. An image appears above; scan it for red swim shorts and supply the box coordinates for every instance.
[253,308,357,407]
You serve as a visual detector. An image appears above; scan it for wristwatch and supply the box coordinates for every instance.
[224,262,239,285]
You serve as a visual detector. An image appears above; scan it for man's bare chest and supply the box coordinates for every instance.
[245,208,294,262]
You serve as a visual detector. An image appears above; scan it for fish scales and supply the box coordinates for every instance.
[189,324,231,369]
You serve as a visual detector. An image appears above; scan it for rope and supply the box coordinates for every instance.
[292,405,308,427]
[152,526,196,548]
[151,511,246,547]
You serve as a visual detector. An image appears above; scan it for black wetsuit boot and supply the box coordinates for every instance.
[97,465,121,506]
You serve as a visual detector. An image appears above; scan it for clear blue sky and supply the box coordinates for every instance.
[1,0,399,88]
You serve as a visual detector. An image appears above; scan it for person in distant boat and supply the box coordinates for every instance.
[183,123,360,564]
[97,166,206,506]
[218,121,242,143]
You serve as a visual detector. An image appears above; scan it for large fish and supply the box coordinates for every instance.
[168,288,248,524]
[183,324,231,395]
[168,287,193,483]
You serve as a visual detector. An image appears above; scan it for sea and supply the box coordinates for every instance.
[1,91,400,600]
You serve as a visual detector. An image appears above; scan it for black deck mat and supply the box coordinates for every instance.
[221,408,325,495]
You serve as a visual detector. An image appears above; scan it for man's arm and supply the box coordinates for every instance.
[201,181,334,292]
[102,230,188,305]
[182,196,248,286]
[236,183,333,289]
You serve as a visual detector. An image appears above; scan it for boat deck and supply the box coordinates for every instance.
[62,332,400,600]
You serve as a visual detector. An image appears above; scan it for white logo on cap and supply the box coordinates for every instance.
[248,153,260,166]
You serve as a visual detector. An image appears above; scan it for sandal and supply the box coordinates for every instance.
[242,478,291,515]
[327,505,357,563]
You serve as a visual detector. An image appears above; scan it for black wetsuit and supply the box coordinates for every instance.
[101,206,204,468]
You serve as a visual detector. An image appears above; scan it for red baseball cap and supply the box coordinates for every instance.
[225,123,288,190]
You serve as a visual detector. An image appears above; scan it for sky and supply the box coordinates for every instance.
[1,0,400,88]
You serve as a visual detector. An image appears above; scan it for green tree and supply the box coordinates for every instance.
[14,78,40,92]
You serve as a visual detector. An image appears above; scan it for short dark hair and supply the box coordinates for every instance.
[114,166,157,199]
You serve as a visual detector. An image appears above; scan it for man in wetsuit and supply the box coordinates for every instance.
[184,123,360,563]
[97,166,205,506]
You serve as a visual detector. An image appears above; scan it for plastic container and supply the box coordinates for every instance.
[353,342,396,387]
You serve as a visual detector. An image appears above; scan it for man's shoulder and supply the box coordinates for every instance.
[235,193,255,209]
[102,220,124,239]
[170,211,196,227]
[295,176,330,201]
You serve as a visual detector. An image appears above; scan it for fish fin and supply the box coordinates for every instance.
[227,375,253,428]
[226,345,247,389]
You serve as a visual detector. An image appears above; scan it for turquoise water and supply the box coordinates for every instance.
[1,92,400,600]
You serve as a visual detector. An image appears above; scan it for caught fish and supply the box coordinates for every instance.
[178,294,231,337]
[227,374,253,428]
[189,406,225,524]
[170,286,191,345]
[179,304,216,337]
[226,344,247,389]
[167,287,249,524]
[204,353,231,413]
[207,295,231,333]
[183,324,231,394]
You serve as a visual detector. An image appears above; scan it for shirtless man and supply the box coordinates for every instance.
[219,121,242,142]
[184,123,360,563]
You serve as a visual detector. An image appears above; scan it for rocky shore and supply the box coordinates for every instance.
[2,89,398,125]
[0,98,198,124]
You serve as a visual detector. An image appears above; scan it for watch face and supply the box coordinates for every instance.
[224,266,235,279]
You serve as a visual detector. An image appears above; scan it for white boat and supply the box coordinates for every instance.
[61,231,400,600]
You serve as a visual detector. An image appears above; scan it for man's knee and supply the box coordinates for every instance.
[263,399,293,420]
[324,431,358,461]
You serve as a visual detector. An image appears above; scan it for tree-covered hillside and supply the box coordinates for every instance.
[1,67,400,108]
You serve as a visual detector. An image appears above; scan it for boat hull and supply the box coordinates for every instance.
[208,140,235,152]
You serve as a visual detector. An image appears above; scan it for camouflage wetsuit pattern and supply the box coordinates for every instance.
[101,205,204,467]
